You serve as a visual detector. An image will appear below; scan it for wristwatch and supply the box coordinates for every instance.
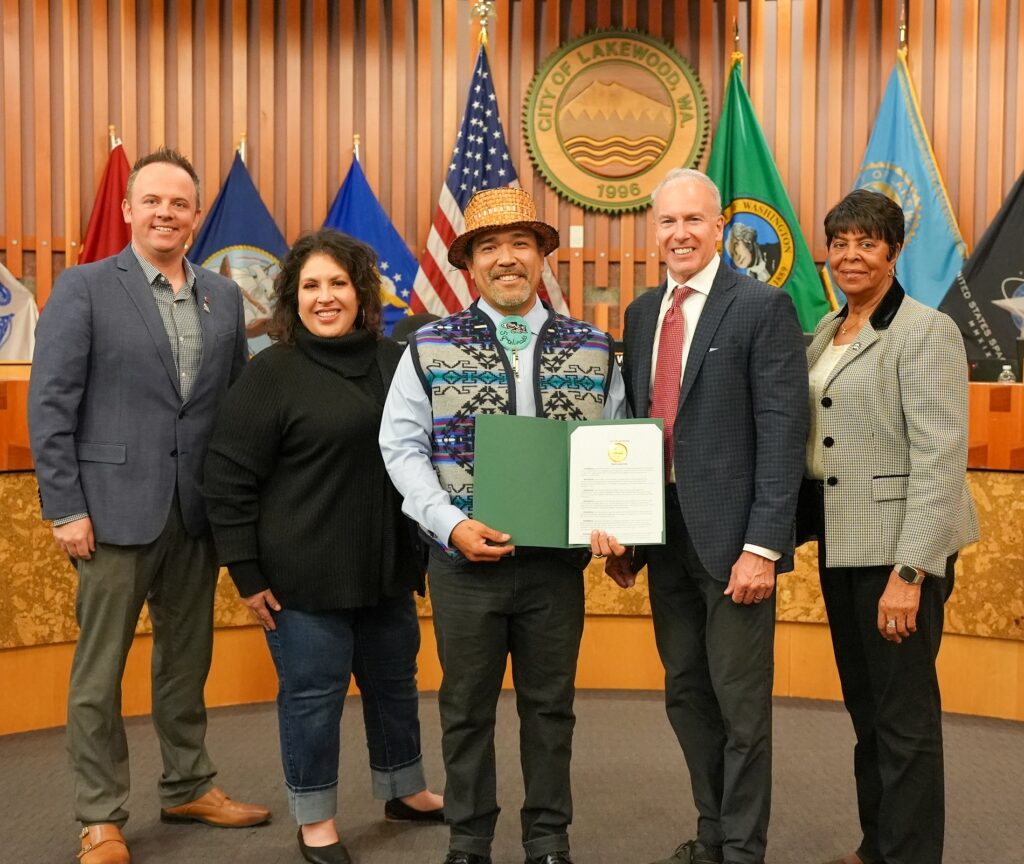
[894,563,925,585]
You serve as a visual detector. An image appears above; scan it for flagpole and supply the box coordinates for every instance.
[354,133,361,164]
[238,133,247,165]
[898,0,907,52]
[107,124,120,150]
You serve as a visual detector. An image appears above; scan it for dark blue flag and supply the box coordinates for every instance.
[190,152,288,354]
[323,158,416,335]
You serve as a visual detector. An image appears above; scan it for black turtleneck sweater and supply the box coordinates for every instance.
[203,326,423,611]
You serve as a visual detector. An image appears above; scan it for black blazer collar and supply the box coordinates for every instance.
[835,278,905,332]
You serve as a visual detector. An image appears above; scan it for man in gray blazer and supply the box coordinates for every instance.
[601,169,807,864]
[29,148,269,864]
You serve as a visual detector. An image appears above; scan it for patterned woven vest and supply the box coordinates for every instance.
[409,303,611,520]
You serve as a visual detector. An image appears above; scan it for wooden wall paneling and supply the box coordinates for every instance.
[175,2,193,156]
[908,0,924,91]
[824,0,843,227]
[31,0,51,304]
[63,0,81,268]
[119,0,137,159]
[311,0,328,225]
[364,1,382,195]
[202,0,222,214]
[493,0,510,129]
[774,0,791,191]
[388,0,406,233]
[799,0,818,255]
[230,0,246,159]
[415,1,431,250]
[931,1,952,228]
[880,0,896,67]
[283,0,300,240]
[2,0,22,272]
[337,1,355,190]
[749,0,764,120]
[850,0,870,171]
[256,0,274,219]
[984,0,1007,227]
[149,0,166,150]
[957,0,978,247]
[87,0,109,218]
[441,0,458,204]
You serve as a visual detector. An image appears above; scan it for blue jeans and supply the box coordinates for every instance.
[264,594,427,824]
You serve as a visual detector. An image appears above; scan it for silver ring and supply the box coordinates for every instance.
[886,619,896,629]
[593,553,606,559]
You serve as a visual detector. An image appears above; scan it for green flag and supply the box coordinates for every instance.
[706,54,833,331]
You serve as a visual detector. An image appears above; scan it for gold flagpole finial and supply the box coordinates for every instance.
[730,19,743,68]
[107,124,120,150]
[898,0,908,51]
[473,0,495,47]
[238,133,248,165]
[354,133,361,163]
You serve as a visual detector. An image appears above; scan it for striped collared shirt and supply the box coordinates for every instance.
[131,246,204,402]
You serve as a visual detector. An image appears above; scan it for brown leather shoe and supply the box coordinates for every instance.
[77,824,129,864]
[160,786,271,828]
[824,855,874,864]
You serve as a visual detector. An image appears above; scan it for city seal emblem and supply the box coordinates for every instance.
[721,198,797,288]
[524,30,709,213]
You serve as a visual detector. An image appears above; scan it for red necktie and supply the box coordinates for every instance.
[649,285,693,476]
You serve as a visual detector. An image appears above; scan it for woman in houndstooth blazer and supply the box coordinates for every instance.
[799,190,978,864]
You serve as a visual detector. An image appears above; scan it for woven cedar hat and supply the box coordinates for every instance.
[447,186,560,269]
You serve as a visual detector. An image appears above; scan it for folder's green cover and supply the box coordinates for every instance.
[472,414,663,548]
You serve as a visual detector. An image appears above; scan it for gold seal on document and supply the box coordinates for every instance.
[608,442,628,463]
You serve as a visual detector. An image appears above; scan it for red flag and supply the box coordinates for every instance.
[78,143,132,264]
[411,45,567,315]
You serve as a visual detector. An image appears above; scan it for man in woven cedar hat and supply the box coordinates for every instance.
[380,186,626,864]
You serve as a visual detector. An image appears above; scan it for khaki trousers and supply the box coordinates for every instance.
[67,495,219,827]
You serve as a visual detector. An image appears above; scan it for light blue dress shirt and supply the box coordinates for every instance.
[380,297,627,545]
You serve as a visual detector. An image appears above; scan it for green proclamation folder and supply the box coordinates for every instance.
[473,414,665,548]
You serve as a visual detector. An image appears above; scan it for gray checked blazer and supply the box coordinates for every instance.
[804,280,979,575]
[622,262,809,581]
[29,245,248,545]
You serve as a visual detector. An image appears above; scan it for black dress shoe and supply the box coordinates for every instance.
[525,853,574,864]
[297,828,352,864]
[442,852,491,864]
[649,839,724,864]
[384,796,445,823]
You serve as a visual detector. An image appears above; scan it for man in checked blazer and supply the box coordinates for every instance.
[29,148,269,864]
[598,169,808,864]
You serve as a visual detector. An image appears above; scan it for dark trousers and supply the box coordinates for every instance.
[67,494,218,827]
[265,596,426,825]
[646,491,775,864]
[427,548,585,859]
[816,499,953,864]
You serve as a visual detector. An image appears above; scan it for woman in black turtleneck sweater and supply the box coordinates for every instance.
[204,229,442,864]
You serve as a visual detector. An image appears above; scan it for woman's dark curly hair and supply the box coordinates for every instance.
[269,228,383,344]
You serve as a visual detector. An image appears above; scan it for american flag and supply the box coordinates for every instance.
[411,44,568,316]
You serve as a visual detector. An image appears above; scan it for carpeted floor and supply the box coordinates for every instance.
[2,692,1020,864]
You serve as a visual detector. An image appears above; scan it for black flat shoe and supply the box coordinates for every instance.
[297,827,352,864]
[384,797,445,823]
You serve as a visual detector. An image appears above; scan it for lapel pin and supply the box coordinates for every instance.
[203,294,211,314]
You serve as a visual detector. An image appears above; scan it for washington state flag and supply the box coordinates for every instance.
[706,53,832,332]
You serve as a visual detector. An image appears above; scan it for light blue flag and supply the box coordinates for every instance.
[829,49,967,308]
[323,159,416,335]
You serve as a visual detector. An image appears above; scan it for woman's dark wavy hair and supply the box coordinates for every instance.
[824,189,904,260]
[269,228,383,344]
